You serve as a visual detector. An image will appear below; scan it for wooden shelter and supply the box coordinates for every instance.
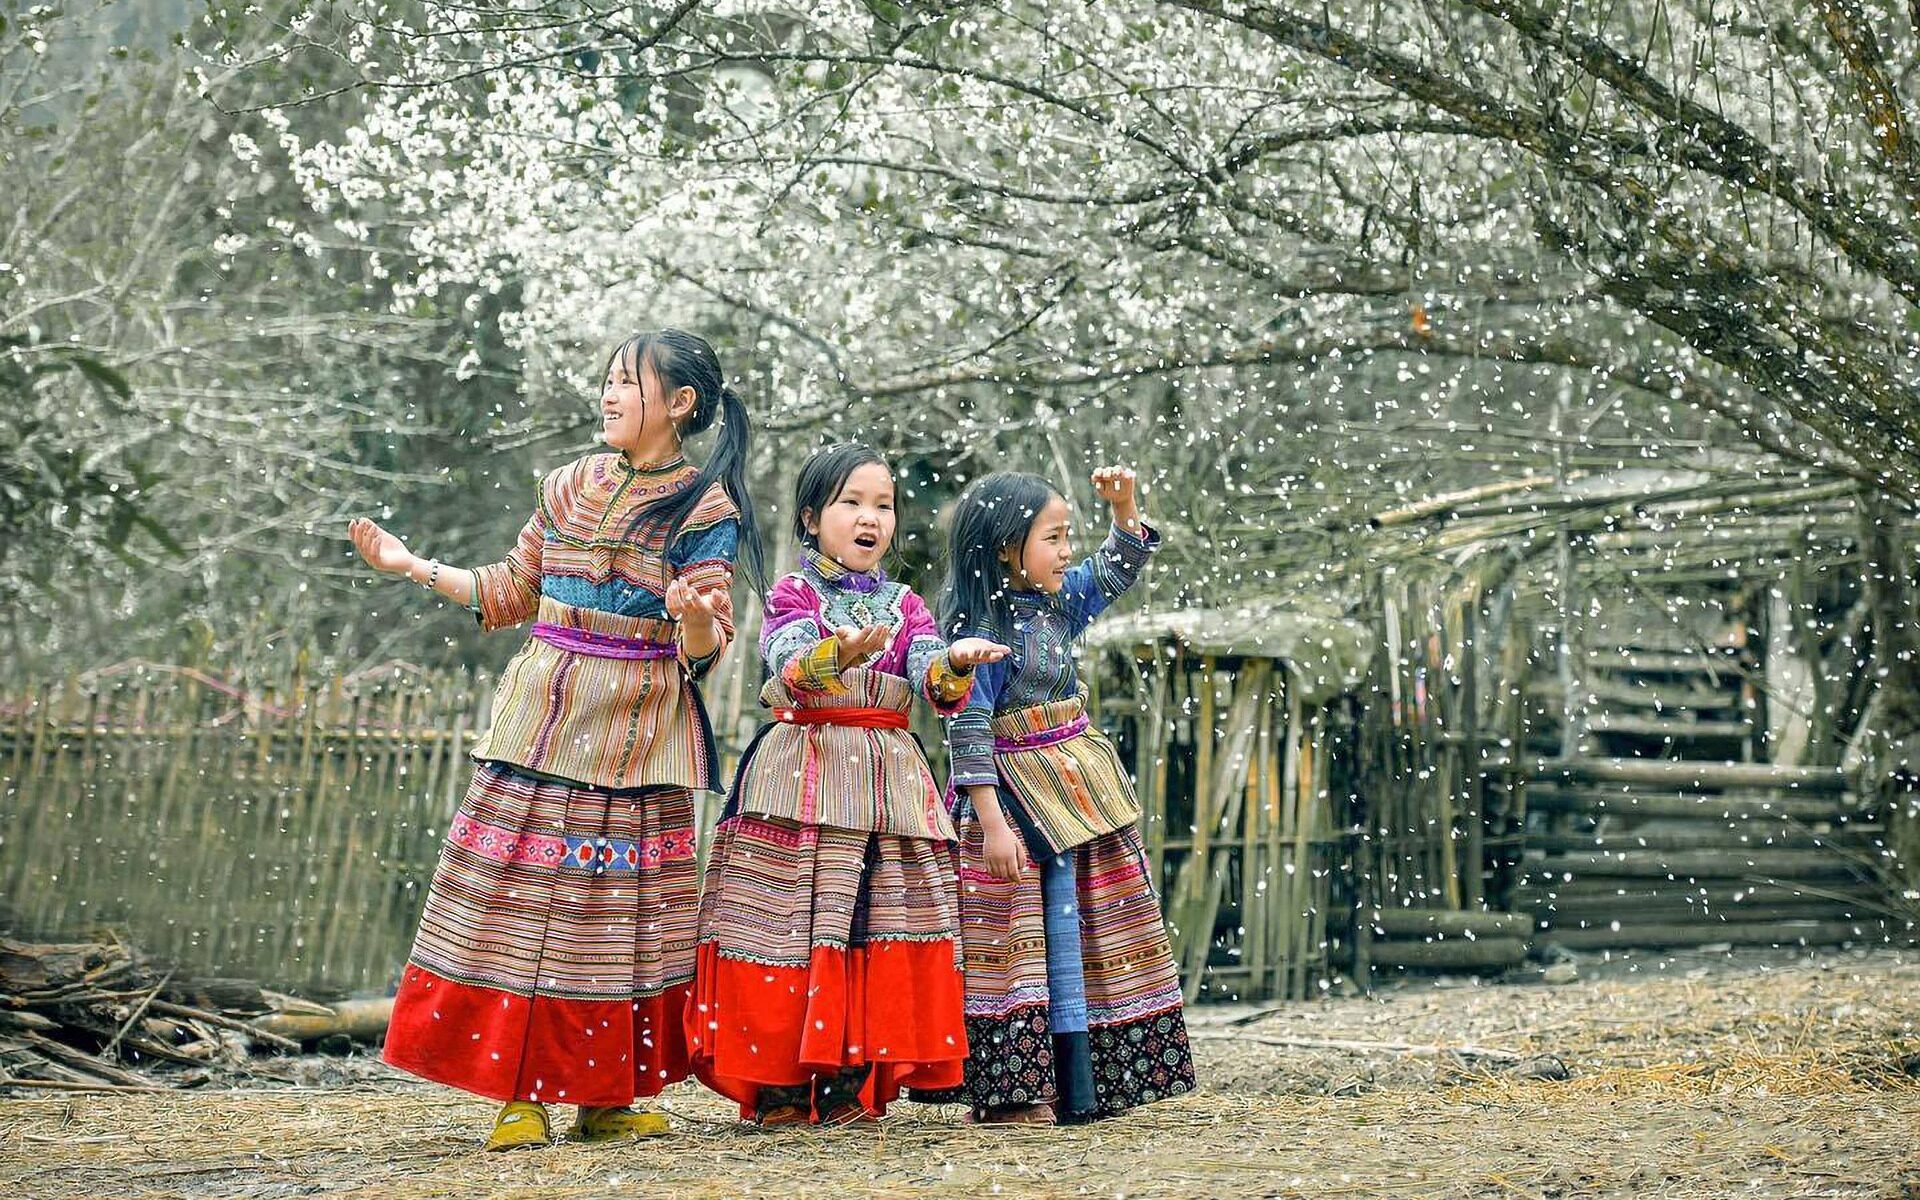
[1086,603,1370,1002]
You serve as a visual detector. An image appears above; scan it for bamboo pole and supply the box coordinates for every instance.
[1235,666,1266,1001]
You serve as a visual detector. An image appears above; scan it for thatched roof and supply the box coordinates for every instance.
[1090,603,1373,704]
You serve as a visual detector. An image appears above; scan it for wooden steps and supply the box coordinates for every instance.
[1523,755,1880,950]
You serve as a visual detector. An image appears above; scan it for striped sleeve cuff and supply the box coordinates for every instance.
[924,653,975,714]
[781,637,850,697]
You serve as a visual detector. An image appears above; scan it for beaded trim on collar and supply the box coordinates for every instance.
[800,545,888,594]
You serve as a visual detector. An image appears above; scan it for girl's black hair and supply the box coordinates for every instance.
[612,329,766,592]
[793,442,890,550]
[937,471,1062,640]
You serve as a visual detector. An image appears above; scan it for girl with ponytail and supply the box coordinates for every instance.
[926,466,1194,1125]
[346,329,763,1150]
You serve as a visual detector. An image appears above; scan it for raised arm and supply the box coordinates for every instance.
[1058,465,1160,634]
[760,575,843,697]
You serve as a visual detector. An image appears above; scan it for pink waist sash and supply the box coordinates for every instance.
[992,713,1090,753]
[530,622,678,660]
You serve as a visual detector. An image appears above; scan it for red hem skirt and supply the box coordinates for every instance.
[686,814,967,1118]
[382,762,698,1105]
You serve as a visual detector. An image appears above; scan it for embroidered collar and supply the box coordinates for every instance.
[617,453,687,475]
[801,545,888,594]
[1006,588,1055,610]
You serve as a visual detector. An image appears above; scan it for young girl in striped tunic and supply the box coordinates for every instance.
[346,329,763,1150]
[934,466,1195,1125]
[688,443,1008,1125]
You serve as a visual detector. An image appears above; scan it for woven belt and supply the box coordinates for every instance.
[773,706,910,730]
[993,713,1090,752]
[530,622,678,660]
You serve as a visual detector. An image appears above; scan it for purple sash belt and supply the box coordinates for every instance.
[993,713,1090,753]
[531,622,678,660]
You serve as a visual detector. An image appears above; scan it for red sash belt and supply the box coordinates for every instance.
[773,706,910,730]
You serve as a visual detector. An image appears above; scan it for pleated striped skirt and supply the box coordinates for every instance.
[688,814,968,1118]
[930,810,1196,1120]
[382,761,699,1105]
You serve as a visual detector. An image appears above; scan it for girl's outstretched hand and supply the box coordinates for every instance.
[665,578,726,632]
[947,637,1011,669]
[832,622,892,667]
[348,517,415,576]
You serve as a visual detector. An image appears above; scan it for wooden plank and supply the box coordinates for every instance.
[1262,685,1286,999]
[1520,848,1866,879]
[1513,878,1885,905]
[1530,899,1886,925]
[1526,829,1882,853]
[1537,918,1891,951]
[1240,688,1266,1001]
[1369,909,1532,940]
[1528,678,1741,711]
[1524,787,1854,822]
[1585,714,1754,740]
[1581,649,1747,676]
[1367,937,1528,970]
[1533,757,1846,793]
[1173,660,1267,1001]
[1142,651,1171,888]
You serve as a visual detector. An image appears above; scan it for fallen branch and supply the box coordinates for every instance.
[1186,1030,1528,1061]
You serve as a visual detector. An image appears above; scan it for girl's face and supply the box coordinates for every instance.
[806,462,896,573]
[1001,493,1073,594]
[600,351,692,454]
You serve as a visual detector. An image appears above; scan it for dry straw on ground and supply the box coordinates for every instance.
[3,946,1917,1199]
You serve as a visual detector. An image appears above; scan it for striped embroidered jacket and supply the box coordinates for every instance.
[725,556,972,839]
[947,521,1160,855]
[466,453,739,792]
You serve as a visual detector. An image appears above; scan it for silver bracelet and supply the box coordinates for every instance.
[421,560,441,591]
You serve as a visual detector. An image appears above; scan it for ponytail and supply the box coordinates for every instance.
[618,330,767,593]
[708,385,766,590]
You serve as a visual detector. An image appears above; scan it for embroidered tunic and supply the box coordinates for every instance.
[947,522,1159,855]
[727,552,972,839]
[465,453,739,792]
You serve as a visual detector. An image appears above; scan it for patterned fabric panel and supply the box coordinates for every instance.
[952,813,1185,1036]
[468,597,719,792]
[696,814,962,969]
[991,695,1144,856]
[761,572,970,715]
[948,520,1159,786]
[404,763,699,1003]
[472,453,739,638]
[446,810,696,874]
[727,665,956,840]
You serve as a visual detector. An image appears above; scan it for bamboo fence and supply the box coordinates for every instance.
[1092,645,1349,1004]
[0,662,499,996]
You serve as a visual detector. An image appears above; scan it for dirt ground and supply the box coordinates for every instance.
[3,945,1917,1199]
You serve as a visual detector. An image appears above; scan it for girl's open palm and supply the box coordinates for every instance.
[665,578,725,631]
[348,518,413,576]
[833,623,891,667]
[948,637,1011,668]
